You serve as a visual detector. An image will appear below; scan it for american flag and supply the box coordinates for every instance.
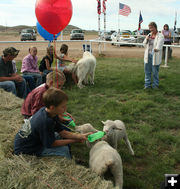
[102,0,107,13]
[119,3,131,16]
[138,11,143,31]
[97,0,101,15]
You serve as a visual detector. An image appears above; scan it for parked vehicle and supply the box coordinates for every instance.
[111,30,136,45]
[70,29,84,40]
[133,29,150,43]
[20,28,36,41]
[100,31,112,41]
[169,28,180,43]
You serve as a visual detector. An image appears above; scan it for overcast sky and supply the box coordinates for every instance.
[0,0,179,31]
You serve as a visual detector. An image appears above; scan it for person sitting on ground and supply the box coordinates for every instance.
[57,44,78,85]
[21,46,42,87]
[39,45,54,82]
[162,24,172,59]
[12,55,35,97]
[14,87,91,159]
[0,47,26,98]
[21,70,66,119]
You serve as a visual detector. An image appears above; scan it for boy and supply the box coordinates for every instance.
[21,71,66,118]
[14,87,90,158]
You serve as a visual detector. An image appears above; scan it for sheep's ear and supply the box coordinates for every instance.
[114,125,123,130]
[101,121,105,124]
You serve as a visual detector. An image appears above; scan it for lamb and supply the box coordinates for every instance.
[77,124,123,189]
[102,120,134,155]
[75,123,98,133]
[89,141,123,189]
[74,51,96,89]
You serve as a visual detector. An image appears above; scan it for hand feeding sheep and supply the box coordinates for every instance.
[102,120,134,155]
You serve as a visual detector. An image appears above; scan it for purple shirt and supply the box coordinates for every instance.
[162,30,171,42]
[21,54,39,73]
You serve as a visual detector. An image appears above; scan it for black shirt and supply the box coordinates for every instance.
[39,55,53,72]
[0,56,13,77]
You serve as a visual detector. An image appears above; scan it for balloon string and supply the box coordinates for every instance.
[53,34,58,88]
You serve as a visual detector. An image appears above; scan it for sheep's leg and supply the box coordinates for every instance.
[90,71,95,85]
[124,136,134,155]
[77,69,86,89]
[84,74,89,84]
[77,78,85,89]
[110,162,123,189]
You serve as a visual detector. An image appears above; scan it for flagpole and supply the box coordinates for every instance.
[118,8,120,47]
[104,0,106,51]
[97,0,101,54]
[173,11,177,44]
[98,13,101,54]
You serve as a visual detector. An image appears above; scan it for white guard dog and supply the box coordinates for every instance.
[75,51,96,89]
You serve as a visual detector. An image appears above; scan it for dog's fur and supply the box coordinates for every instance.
[74,51,96,89]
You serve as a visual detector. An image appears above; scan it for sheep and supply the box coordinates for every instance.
[102,120,134,155]
[75,123,98,133]
[77,124,123,189]
[74,51,96,89]
[89,140,123,189]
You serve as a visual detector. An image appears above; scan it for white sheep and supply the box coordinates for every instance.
[75,51,96,89]
[102,120,134,155]
[77,124,123,189]
[89,141,123,189]
[75,123,98,133]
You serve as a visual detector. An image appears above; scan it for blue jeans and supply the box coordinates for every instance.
[23,72,42,87]
[40,133,71,159]
[0,81,16,95]
[144,54,160,88]
[42,70,53,83]
[22,75,36,95]
[0,79,27,98]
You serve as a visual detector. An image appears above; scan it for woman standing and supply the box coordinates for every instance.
[162,24,172,58]
[143,22,164,89]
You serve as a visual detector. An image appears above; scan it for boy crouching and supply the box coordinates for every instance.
[14,87,90,159]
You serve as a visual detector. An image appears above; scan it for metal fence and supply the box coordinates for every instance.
[0,39,179,67]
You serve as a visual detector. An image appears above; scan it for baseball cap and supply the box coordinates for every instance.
[3,47,20,56]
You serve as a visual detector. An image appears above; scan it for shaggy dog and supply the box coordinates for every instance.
[74,51,96,89]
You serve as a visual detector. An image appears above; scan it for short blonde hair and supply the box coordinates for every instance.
[43,87,68,108]
[46,71,66,87]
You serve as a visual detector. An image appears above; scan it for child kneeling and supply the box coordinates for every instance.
[14,87,90,159]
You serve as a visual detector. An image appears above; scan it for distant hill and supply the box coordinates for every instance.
[0,25,96,34]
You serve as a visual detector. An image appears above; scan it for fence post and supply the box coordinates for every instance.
[162,46,169,67]
[90,41,92,52]
[98,42,101,54]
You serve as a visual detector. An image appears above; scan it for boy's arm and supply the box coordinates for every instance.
[51,138,80,147]
[60,130,91,140]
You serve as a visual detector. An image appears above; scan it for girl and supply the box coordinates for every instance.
[57,44,78,85]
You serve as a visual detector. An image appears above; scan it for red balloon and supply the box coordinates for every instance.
[35,0,72,34]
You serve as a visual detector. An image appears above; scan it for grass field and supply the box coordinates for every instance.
[15,57,180,189]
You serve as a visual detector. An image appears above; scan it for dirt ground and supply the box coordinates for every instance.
[0,34,179,61]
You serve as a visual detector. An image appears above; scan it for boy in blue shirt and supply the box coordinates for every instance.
[14,87,90,159]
